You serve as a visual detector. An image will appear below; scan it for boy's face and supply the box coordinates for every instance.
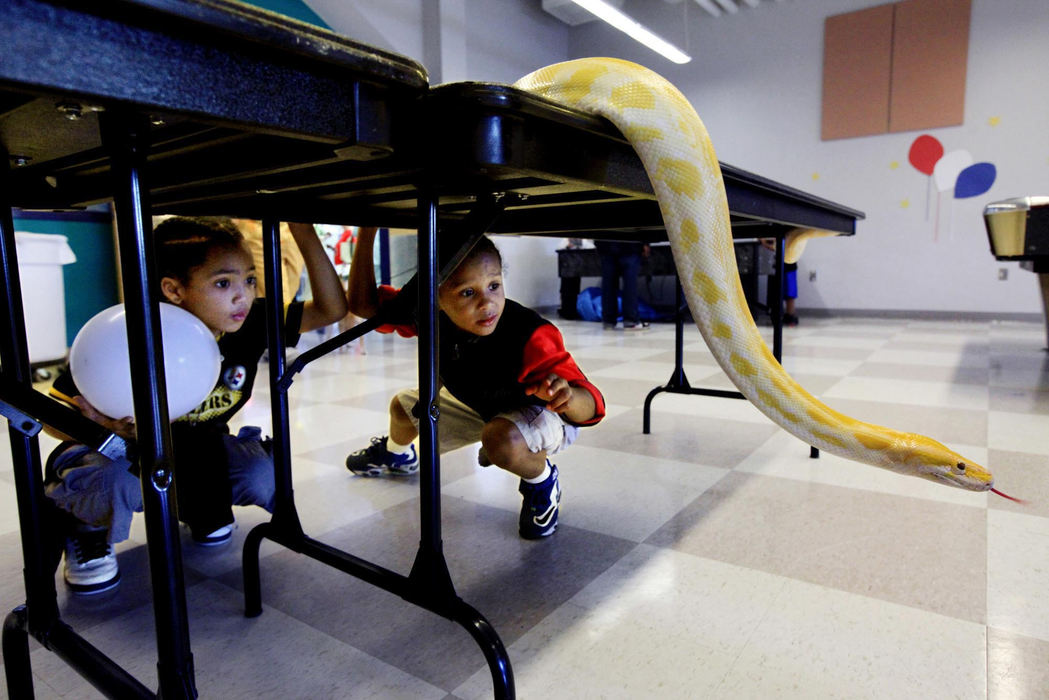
[438,251,505,337]
[160,245,257,336]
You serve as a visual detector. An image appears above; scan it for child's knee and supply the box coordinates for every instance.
[226,433,276,510]
[390,394,414,424]
[480,418,530,468]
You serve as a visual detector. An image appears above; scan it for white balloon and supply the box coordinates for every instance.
[69,303,221,421]
[932,149,973,192]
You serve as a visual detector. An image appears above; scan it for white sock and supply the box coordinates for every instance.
[387,437,413,455]
[523,463,551,484]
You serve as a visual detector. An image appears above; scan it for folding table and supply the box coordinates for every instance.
[1,2,863,698]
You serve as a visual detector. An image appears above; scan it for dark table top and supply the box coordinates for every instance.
[2,0,864,241]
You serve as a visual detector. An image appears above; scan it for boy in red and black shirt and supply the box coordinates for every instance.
[344,229,604,539]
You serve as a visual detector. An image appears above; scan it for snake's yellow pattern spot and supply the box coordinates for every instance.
[712,321,732,339]
[730,353,757,377]
[855,430,894,451]
[811,430,848,448]
[804,406,839,429]
[657,157,702,196]
[692,270,727,305]
[625,125,664,144]
[679,219,700,248]
[553,65,609,103]
[611,83,657,110]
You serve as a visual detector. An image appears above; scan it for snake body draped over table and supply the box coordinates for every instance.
[516,58,1007,495]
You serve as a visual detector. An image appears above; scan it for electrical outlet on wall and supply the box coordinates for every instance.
[998,268,1008,281]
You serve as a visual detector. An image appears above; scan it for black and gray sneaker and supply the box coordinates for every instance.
[345,436,419,477]
[63,524,120,595]
[518,462,561,539]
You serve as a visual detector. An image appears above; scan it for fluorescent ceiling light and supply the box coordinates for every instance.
[569,0,692,64]
[693,0,722,17]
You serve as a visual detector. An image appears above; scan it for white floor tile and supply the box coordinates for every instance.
[988,410,1049,455]
[823,376,989,410]
[736,431,991,507]
[988,508,1049,642]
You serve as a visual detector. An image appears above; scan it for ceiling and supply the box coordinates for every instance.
[541,0,787,26]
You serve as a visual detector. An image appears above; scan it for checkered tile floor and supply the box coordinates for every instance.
[3,314,1048,698]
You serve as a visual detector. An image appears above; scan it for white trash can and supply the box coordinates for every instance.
[15,231,77,364]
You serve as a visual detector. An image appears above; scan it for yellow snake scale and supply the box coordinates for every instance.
[515,58,995,493]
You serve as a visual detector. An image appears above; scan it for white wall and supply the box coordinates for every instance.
[307,0,1049,315]
[306,0,572,308]
[571,0,1049,315]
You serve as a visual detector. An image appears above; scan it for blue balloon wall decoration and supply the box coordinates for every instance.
[954,162,996,199]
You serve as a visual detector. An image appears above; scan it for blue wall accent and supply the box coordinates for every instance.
[240,0,329,28]
[14,211,120,348]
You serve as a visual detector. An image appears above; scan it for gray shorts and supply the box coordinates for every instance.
[397,388,578,457]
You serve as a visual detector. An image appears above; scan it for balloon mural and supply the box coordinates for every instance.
[907,134,997,239]
[69,303,221,421]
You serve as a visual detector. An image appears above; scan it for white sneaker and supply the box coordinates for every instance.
[192,523,233,547]
[63,526,120,595]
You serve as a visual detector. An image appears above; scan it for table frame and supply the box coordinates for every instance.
[0,4,862,698]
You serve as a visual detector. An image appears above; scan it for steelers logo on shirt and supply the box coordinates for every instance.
[224,365,247,391]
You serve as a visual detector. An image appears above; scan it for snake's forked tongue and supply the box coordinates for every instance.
[991,488,1027,504]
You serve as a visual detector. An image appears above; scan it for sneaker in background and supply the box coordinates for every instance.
[63,524,120,595]
[346,436,419,477]
[192,523,234,547]
[518,462,561,539]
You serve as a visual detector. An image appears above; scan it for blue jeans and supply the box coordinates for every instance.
[596,242,642,325]
[45,426,276,543]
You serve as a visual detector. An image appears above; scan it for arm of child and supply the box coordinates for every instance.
[525,374,598,424]
[346,226,380,319]
[519,324,605,425]
[287,222,349,332]
[42,394,136,442]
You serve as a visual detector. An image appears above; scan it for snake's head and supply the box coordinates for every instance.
[903,436,993,491]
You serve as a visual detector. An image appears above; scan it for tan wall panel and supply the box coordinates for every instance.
[821,4,894,140]
[889,0,971,132]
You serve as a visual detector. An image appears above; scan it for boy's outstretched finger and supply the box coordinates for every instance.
[524,376,554,399]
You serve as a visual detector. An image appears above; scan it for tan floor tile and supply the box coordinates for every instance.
[988,449,1049,517]
[815,397,988,447]
[594,408,779,469]
[990,385,1049,414]
[851,361,990,385]
[647,471,987,622]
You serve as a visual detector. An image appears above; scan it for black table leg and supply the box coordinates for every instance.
[643,236,819,458]
[103,110,198,698]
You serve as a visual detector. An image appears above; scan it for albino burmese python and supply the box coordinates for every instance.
[516,58,1011,497]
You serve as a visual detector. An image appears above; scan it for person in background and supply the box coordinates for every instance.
[594,239,649,330]
[760,238,799,326]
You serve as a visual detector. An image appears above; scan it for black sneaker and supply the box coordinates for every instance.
[346,436,419,477]
[783,313,799,327]
[63,524,120,595]
[518,462,561,539]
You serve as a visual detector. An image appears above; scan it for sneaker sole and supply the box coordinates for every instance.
[66,572,121,595]
[348,463,419,477]
[519,524,557,540]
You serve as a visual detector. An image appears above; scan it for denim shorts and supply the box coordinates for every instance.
[396,388,578,456]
